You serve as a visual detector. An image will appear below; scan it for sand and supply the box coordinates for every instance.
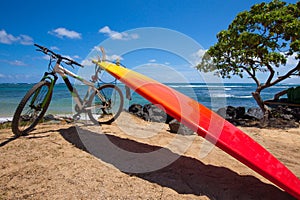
[0,112,299,199]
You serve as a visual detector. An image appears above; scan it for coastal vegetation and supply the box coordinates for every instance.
[197,0,300,120]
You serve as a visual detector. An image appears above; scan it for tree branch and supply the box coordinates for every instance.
[270,61,300,86]
[241,65,260,86]
[265,63,275,85]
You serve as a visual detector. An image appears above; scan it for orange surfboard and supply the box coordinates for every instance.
[93,60,300,198]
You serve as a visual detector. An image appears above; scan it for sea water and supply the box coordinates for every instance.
[0,82,297,122]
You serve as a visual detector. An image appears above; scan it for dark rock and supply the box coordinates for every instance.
[246,107,264,120]
[141,104,174,123]
[281,114,293,120]
[266,118,298,129]
[217,106,245,120]
[169,119,194,135]
[216,107,228,119]
[236,107,246,119]
[128,104,144,118]
[44,114,56,121]
[129,103,299,129]
[128,103,173,123]
[166,115,174,124]
[286,107,292,113]
[226,106,236,118]
[292,108,300,121]
[270,106,300,123]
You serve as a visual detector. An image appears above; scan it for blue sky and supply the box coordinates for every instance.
[0,0,298,83]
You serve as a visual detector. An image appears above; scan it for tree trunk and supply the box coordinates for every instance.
[252,90,271,127]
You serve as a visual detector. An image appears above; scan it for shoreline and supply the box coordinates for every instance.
[2,103,299,129]
[0,113,74,124]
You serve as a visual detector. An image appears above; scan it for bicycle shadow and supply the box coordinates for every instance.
[59,126,294,200]
[0,127,56,147]
[0,135,18,147]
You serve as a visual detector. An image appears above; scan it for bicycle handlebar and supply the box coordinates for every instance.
[34,44,84,68]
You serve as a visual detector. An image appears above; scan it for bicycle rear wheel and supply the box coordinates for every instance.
[87,84,124,124]
[12,81,52,136]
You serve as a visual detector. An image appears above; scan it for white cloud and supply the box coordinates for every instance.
[0,73,5,78]
[106,54,123,61]
[0,29,33,45]
[73,55,80,59]
[42,55,50,60]
[81,59,93,67]
[286,52,298,67]
[0,59,26,66]
[62,55,73,60]
[190,49,207,65]
[90,46,123,61]
[149,59,156,63]
[19,35,34,45]
[49,27,81,39]
[8,60,26,66]
[0,30,18,44]
[80,54,123,70]
[42,54,80,63]
[50,46,60,50]
[99,26,139,40]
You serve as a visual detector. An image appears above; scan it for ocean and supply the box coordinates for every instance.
[0,82,297,122]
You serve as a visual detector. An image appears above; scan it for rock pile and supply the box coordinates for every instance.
[216,106,300,128]
[216,106,263,127]
[128,103,194,135]
[128,103,300,131]
[128,104,173,123]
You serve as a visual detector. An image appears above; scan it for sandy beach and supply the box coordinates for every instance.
[1,112,299,199]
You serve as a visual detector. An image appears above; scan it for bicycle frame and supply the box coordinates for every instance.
[43,61,107,116]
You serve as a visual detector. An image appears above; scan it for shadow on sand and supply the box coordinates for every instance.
[59,126,294,200]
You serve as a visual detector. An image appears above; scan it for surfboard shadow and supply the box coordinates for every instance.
[59,126,294,200]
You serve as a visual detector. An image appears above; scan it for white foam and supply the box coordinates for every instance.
[210,94,253,98]
[0,117,12,123]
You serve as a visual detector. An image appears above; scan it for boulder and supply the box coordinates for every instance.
[245,107,264,120]
[168,119,194,135]
[235,106,246,119]
[216,107,228,119]
[128,104,144,118]
[141,104,173,123]
[225,106,236,118]
[216,106,245,120]
[143,104,167,123]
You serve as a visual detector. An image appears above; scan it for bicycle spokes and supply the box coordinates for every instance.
[12,81,52,136]
[87,84,124,124]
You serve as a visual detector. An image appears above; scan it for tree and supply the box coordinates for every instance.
[197,0,300,120]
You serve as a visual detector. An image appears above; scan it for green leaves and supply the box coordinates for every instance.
[196,0,299,86]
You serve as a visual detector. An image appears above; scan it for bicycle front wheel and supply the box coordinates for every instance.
[87,84,124,124]
[12,81,52,136]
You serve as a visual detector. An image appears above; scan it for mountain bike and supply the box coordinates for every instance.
[12,44,124,136]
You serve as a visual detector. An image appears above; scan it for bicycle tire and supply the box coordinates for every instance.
[87,84,124,124]
[12,81,52,136]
